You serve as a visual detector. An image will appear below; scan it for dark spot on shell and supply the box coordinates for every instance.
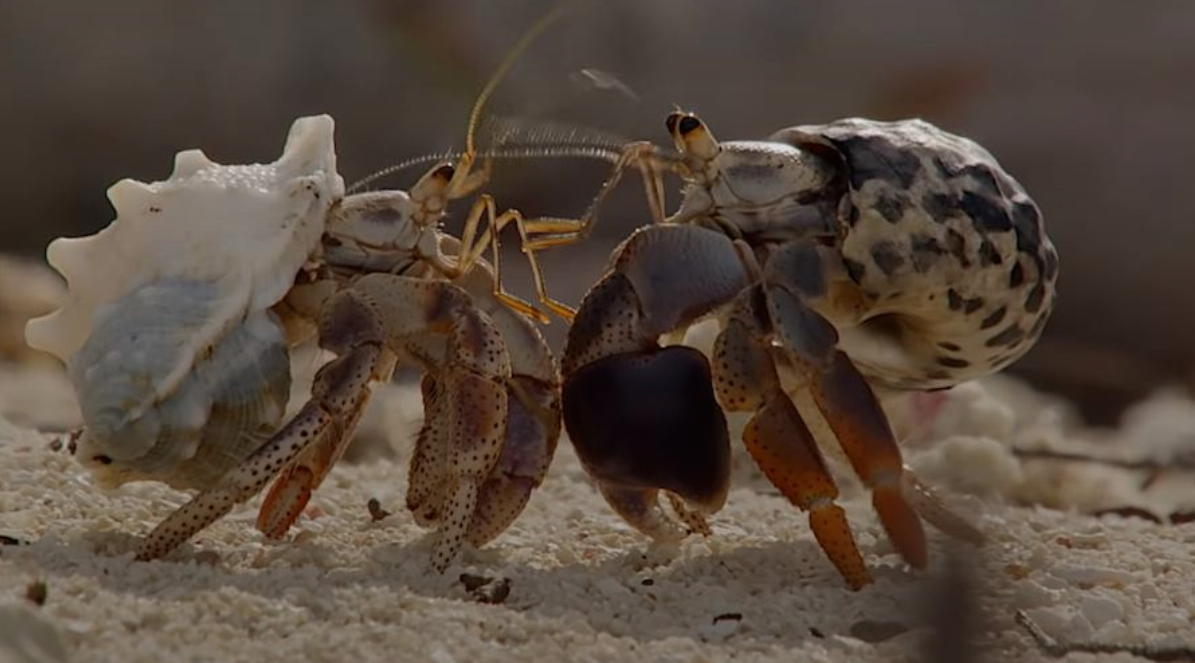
[944,228,969,264]
[1009,262,1025,289]
[947,289,963,311]
[978,240,1003,266]
[870,241,905,276]
[937,356,971,369]
[837,135,922,189]
[874,192,908,223]
[1011,200,1043,254]
[842,258,867,283]
[1024,283,1046,313]
[938,341,962,352]
[980,306,1007,330]
[910,234,944,273]
[985,325,1026,348]
[960,164,1003,198]
[960,191,1012,233]
[932,156,959,179]
[964,296,985,314]
[923,192,959,221]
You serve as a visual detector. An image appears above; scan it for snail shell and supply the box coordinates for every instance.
[26,116,343,487]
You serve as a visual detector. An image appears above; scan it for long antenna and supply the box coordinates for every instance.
[464,3,573,156]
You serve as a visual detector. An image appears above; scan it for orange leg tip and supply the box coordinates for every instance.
[257,467,315,538]
[872,484,928,570]
[809,505,872,590]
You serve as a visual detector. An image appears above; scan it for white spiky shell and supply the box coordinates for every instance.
[26,115,343,383]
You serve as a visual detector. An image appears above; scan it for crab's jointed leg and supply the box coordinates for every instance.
[451,193,576,322]
[255,388,373,539]
[134,293,385,561]
[712,285,871,589]
[757,242,927,574]
[562,224,934,589]
[137,274,517,571]
[520,142,672,254]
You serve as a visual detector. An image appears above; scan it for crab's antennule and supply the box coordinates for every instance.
[464,2,573,157]
[347,152,454,194]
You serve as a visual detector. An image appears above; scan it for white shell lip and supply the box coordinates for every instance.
[25,115,344,367]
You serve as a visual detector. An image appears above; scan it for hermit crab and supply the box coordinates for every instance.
[556,113,1058,589]
[25,114,563,571]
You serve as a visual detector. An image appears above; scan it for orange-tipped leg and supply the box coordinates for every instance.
[810,351,928,570]
[256,390,372,539]
[743,389,871,590]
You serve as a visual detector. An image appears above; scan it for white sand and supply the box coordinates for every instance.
[2,368,1194,663]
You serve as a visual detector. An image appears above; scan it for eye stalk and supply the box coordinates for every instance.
[665,111,719,162]
[665,112,682,135]
[408,161,457,218]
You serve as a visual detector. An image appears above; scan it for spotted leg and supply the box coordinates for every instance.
[136,274,512,572]
[464,375,559,547]
[134,289,386,561]
[255,389,373,539]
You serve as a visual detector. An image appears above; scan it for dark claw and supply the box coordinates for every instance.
[562,346,730,506]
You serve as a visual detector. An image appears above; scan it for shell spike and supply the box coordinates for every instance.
[106,179,154,215]
[171,150,216,179]
[24,115,344,365]
[276,114,337,181]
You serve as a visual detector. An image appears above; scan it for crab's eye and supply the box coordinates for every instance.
[665,112,683,135]
[677,116,702,136]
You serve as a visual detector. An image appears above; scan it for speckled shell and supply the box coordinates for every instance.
[770,119,1058,386]
[24,116,343,488]
[770,118,1054,292]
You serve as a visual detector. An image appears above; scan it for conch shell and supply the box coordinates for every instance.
[25,116,343,488]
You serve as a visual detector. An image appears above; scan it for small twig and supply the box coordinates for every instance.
[1011,447,1195,473]
[1016,610,1195,661]
[1091,507,1164,524]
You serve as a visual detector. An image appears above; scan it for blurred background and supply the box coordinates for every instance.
[1,0,1192,424]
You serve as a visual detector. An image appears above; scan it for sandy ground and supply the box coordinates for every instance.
[2,366,1194,663]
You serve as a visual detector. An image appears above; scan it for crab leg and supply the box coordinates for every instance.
[760,242,927,571]
[135,332,383,561]
[713,287,870,588]
[517,141,672,252]
[451,193,576,322]
[137,274,513,571]
[255,389,372,539]
[464,375,558,546]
